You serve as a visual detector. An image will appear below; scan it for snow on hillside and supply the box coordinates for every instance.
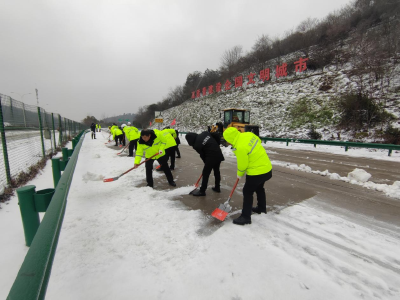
[156,62,400,143]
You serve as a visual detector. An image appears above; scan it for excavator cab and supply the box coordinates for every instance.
[210,109,259,146]
[223,109,250,130]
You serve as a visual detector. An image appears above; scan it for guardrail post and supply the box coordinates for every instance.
[16,185,40,247]
[37,107,46,157]
[62,147,69,162]
[52,113,57,150]
[51,158,61,187]
[58,115,62,145]
[0,96,11,185]
[286,139,289,146]
[388,149,392,157]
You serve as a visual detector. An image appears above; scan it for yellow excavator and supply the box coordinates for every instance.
[210,108,259,145]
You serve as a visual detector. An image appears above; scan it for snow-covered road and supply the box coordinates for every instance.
[2,132,400,299]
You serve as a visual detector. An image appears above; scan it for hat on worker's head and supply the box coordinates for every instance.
[127,122,131,125]
[121,124,126,128]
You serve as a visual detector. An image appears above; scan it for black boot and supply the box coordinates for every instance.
[252,207,267,214]
[212,187,221,193]
[176,155,181,158]
[192,189,206,196]
[233,215,251,225]
[168,181,176,187]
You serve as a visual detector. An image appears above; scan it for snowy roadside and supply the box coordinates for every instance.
[43,133,399,299]
[0,146,67,299]
[2,134,400,299]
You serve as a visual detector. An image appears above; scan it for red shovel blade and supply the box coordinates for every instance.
[211,208,229,221]
[119,145,123,148]
[103,177,117,182]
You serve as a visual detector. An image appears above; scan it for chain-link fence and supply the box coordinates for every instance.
[0,93,84,194]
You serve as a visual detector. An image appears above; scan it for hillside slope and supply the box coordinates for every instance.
[156,60,400,142]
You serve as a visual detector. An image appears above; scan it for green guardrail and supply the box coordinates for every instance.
[178,132,400,156]
[7,130,87,300]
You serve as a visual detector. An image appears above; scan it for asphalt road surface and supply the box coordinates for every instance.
[133,145,400,231]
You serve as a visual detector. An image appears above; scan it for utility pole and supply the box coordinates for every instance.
[35,88,39,106]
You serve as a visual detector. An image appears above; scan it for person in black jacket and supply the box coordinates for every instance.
[175,129,181,158]
[90,123,96,139]
[185,131,224,196]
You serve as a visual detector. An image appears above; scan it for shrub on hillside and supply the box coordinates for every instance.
[336,93,395,130]
[384,125,400,145]
[288,97,335,129]
[307,125,322,140]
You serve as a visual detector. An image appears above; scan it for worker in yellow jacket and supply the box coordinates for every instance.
[161,128,178,170]
[121,124,140,157]
[133,129,176,188]
[223,127,272,225]
[110,123,123,146]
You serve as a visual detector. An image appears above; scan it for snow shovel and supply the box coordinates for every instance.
[189,174,203,195]
[211,178,240,221]
[103,153,159,182]
[117,144,129,155]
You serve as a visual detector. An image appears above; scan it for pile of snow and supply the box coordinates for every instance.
[347,168,372,183]
[82,172,105,183]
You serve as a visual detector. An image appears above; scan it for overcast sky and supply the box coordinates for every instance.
[0,0,354,122]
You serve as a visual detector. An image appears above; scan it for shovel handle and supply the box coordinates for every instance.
[194,174,203,188]
[104,153,159,182]
[228,178,240,198]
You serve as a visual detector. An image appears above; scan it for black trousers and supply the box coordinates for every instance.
[145,155,174,187]
[165,146,176,169]
[115,134,123,146]
[176,145,181,157]
[200,157,222,192]
[129,139,138,156]
[91,130,96,139]
[242,171,272,219]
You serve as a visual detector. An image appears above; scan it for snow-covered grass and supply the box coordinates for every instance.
[2,133,400,299]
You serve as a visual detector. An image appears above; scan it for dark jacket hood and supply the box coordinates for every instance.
[185,132,198,146]
[138,130,156,146]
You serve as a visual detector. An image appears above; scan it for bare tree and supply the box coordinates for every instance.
[250,35,272,69]
[220,45,243,71]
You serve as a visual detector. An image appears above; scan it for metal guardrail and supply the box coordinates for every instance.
[178,132,400,156]
[259,137,400,156]
[7,130,87,300]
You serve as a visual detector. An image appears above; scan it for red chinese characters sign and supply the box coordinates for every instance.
[192,57,308,98]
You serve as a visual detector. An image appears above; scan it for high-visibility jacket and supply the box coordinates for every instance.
[96,124,99,129]
[123,126,140,141]
[223,127,272,177]
[111,125,123,139]
[162,128,177,139]
[159,129,177,149]
[134,129,176,164]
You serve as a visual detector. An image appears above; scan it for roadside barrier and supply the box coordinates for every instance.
[7,130,87,300]
[178,132,400,156]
